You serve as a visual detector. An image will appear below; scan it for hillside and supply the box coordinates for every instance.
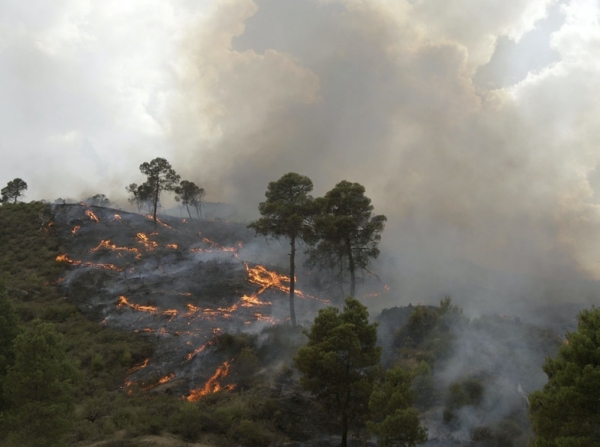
[0,202,567,447]
[52,203,330,398]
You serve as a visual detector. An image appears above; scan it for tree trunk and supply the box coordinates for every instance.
[289,234,297,327]
[152,181,159,227]
[185,204,192,219]
[347,239,356,297]
[341,403,348,447]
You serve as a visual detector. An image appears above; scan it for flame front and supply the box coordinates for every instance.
[117,296,178,319]
[187,361,233,402]
[56,254,122,272]
[136,233,158,251]
[128,358,150,373]
[85,210,99,223]
[89,239,142,259]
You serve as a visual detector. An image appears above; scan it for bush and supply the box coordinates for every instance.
[230,419,275,447]
[169,401,211,441]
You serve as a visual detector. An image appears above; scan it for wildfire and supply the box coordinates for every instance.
[157,373,175,385]
[166,243,178,249]
[113,214,122,221]
[89,239,141,259]
[85,210,100,223]
[128,358,150,373]
[146,215,173,229]
[185,340,213,361]
[245,263,320,301]
[71,225,81,235]
[117,296,178,319]
[136,233,158,251]
[56,254,122,272]
[187,361,234,402]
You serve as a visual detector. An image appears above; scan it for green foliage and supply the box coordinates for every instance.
[443,377,485,423]
[174,180,205,219]
[308,180,386,298]
[1,178,27,204]
[368,366,428,447]
[529,307,600,446]
[126,182,154,214]
[0,282,21,417]
[85,194,111,207]
[295,297,381,447]
[235,347,259,388]
[0,202,155,443]
[3,320,79,447]
[138,157,181,224]
[248,172,315,326]
[214,331,256,354]
[393,298,466,371]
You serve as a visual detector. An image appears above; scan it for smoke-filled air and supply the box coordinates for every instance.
[2,2,600,446]
[2,0,600,316]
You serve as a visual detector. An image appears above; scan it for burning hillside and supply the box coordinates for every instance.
[52,204,328,398]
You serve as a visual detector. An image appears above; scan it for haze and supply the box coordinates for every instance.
[2,0,599,314]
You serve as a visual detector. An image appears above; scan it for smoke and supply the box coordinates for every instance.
[2,0,600,311]
[167,0,600,311]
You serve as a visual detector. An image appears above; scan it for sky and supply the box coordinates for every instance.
[2,0,600,311]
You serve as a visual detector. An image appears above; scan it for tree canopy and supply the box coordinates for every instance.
[309,180,386,298]
[529,307,600,446]
[174,180,205,219]
[85,193,111,207]
[295,297,381,447]
[126,182,154,214]
[368,366,428,447]
[1,178,28,204]
[138,158,180,224]
[248,172,315,327]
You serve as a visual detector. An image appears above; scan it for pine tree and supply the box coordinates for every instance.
[529,307,600,446]
[295,297,381,447]
[248,173,315,326]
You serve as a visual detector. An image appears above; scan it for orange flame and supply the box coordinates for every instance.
[137,233,158,251]
[157,373,175,385]
[71,225,81,234]
[146,215,173,229]
[117,296,178,319]
[128,358,150,373]
[85,210,99,223]
[89,240,142,259]
[245,263,321,301]
[187,361,234,402]
[56,254,122,272]
[185,340,213,361]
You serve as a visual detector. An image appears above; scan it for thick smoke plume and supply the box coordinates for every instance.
[169,0,600,313]
[2,0,599,311]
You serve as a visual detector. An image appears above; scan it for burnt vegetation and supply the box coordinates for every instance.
[0,194,588,447]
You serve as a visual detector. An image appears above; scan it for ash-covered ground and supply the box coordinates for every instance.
[52,204,329,397]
